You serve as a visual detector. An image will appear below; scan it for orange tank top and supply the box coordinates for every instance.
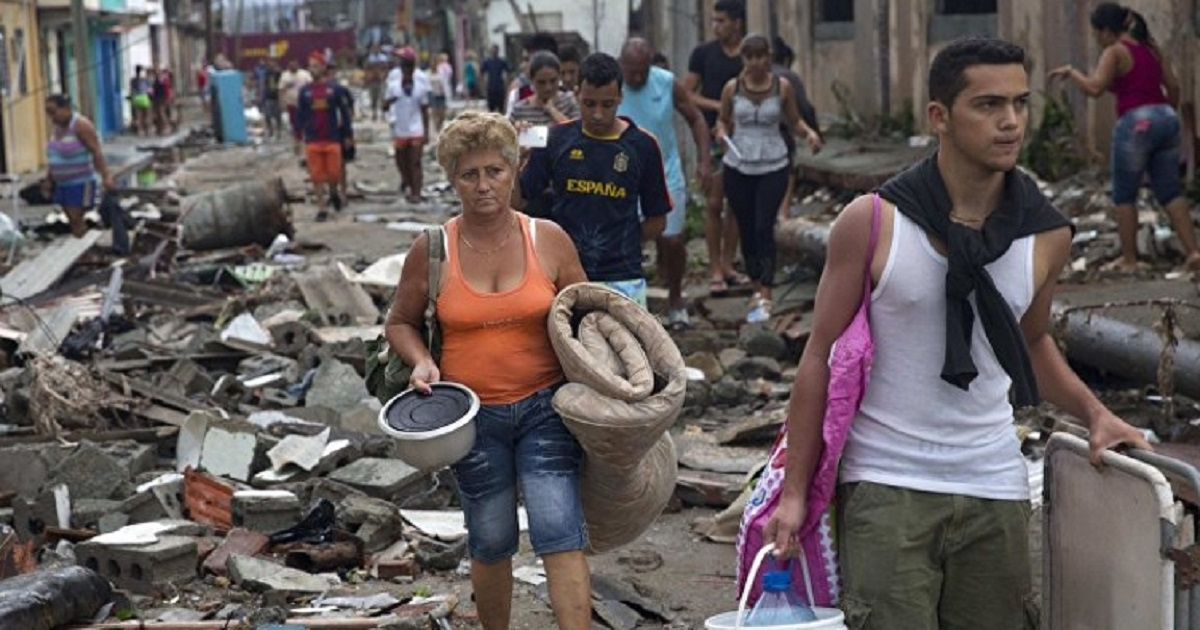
[436,214,563,404]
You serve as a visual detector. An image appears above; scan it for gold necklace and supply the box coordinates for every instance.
[459,216,517,256]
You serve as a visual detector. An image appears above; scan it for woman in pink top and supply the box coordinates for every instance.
[1050,2,1200,272]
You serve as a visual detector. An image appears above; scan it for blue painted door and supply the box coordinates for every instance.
[93,34,123,137]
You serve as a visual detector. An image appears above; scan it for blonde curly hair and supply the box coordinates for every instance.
[435,111,521,176]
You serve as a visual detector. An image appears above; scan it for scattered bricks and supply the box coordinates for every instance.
[231,490,302,534]
[184,468,234,530]
[76,535,199,594]
[71,499,124,530]
[327,458,423,501]
[47,441,134,501]
[226,554,333,594]
[376,556,419,580]
[12,484,69,541]
[199,418,268,482]
[0,443,68,498]
[202,528,270,576]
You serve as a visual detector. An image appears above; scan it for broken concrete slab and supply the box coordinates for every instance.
[12,484,70,540]
[306,359,372,413]
[0,443,68,497]
[231,490,302,534]
[337,494,404,553]
[675,470,746,508]
[47,441,134,501]
[327,458,423,501]
[71,499,124,530]
[715,410,786,446]
[267,428,330,472]
[226,554,335,594]
[293,266,379,327]
[17,305,79,358]
[198,418,267,482]
[675,434,765,475]
[339,399,386,436]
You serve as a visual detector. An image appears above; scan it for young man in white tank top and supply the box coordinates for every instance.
[761,38,1151,628]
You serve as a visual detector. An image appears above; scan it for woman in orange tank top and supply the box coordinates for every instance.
[385,111,592,630]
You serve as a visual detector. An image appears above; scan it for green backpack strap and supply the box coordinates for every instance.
[423,225,446,353]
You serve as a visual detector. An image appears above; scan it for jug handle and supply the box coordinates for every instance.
[737,542,818,629]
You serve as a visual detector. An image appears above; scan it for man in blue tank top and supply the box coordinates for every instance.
[763,38,1151,628]
[618,38,712,329]
[517,52,672,307]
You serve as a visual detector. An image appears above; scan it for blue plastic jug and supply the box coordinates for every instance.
[743,568,818,626]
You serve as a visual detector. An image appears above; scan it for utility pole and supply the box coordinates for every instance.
[70,0,95,121]
[205,0,216,63]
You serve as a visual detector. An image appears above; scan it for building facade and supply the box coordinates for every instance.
[0,0,48,174]
[754,0,1198,161]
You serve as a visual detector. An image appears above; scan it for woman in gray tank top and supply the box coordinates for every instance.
[717,34,822,322]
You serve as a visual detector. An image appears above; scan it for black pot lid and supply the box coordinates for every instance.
[385,383,477,433]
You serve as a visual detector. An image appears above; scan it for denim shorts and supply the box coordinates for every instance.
[597,278,648,308]
[1111,104,1183,206]
[53,180,96,210]
[450,386,587,563]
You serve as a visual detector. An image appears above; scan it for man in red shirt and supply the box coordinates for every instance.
[296,52,355,221]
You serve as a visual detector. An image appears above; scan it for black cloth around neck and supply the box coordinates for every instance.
[876,154,1071,408]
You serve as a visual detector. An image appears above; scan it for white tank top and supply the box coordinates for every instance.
[839,210,1035,501]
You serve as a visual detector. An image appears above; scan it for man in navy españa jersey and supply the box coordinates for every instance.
[517,52,672,307]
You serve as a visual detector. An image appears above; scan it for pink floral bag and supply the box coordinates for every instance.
[735,193,881,607]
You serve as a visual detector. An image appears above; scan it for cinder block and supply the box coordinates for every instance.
[0,443,68,497]
[76,535,198,594]
[12,484,69,541]
[231,490,301,534]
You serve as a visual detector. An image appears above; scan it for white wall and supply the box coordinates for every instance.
[484,0,628,58]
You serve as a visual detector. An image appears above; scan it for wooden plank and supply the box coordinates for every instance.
[99,370,212,414]
[0,231,103,301]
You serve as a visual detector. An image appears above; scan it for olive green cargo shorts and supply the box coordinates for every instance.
[837,482,1039,630]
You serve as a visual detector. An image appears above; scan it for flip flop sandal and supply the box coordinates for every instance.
[709,277,729,295]
[725,271,752,287]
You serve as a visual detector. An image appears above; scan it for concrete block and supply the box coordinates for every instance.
[97,440,157,478]
[202,528,270,576]
[327,458,423,500]
[71,499,124,530]
[231,490,302,534]
[76,535,199,594]
[12,484,69,540]
[226,554,333,594]
[98,513,130,534]
[336,494,403,553]
[0,443,68,498]
[122,491,173,524]
[305,359,371,413]
[199,418,267,482]
[159,359,214,398]
[47,441,134,501]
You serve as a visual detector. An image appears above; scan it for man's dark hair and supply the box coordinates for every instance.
[714,0,745,23]
[652,52,669,68]
[558,44,581,65]
[928,37,1026,108]
[772,36,794,66]
[524,32,559,56]
[579,52,622,90]
[529,51,561,77]
[46,94,71,108]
